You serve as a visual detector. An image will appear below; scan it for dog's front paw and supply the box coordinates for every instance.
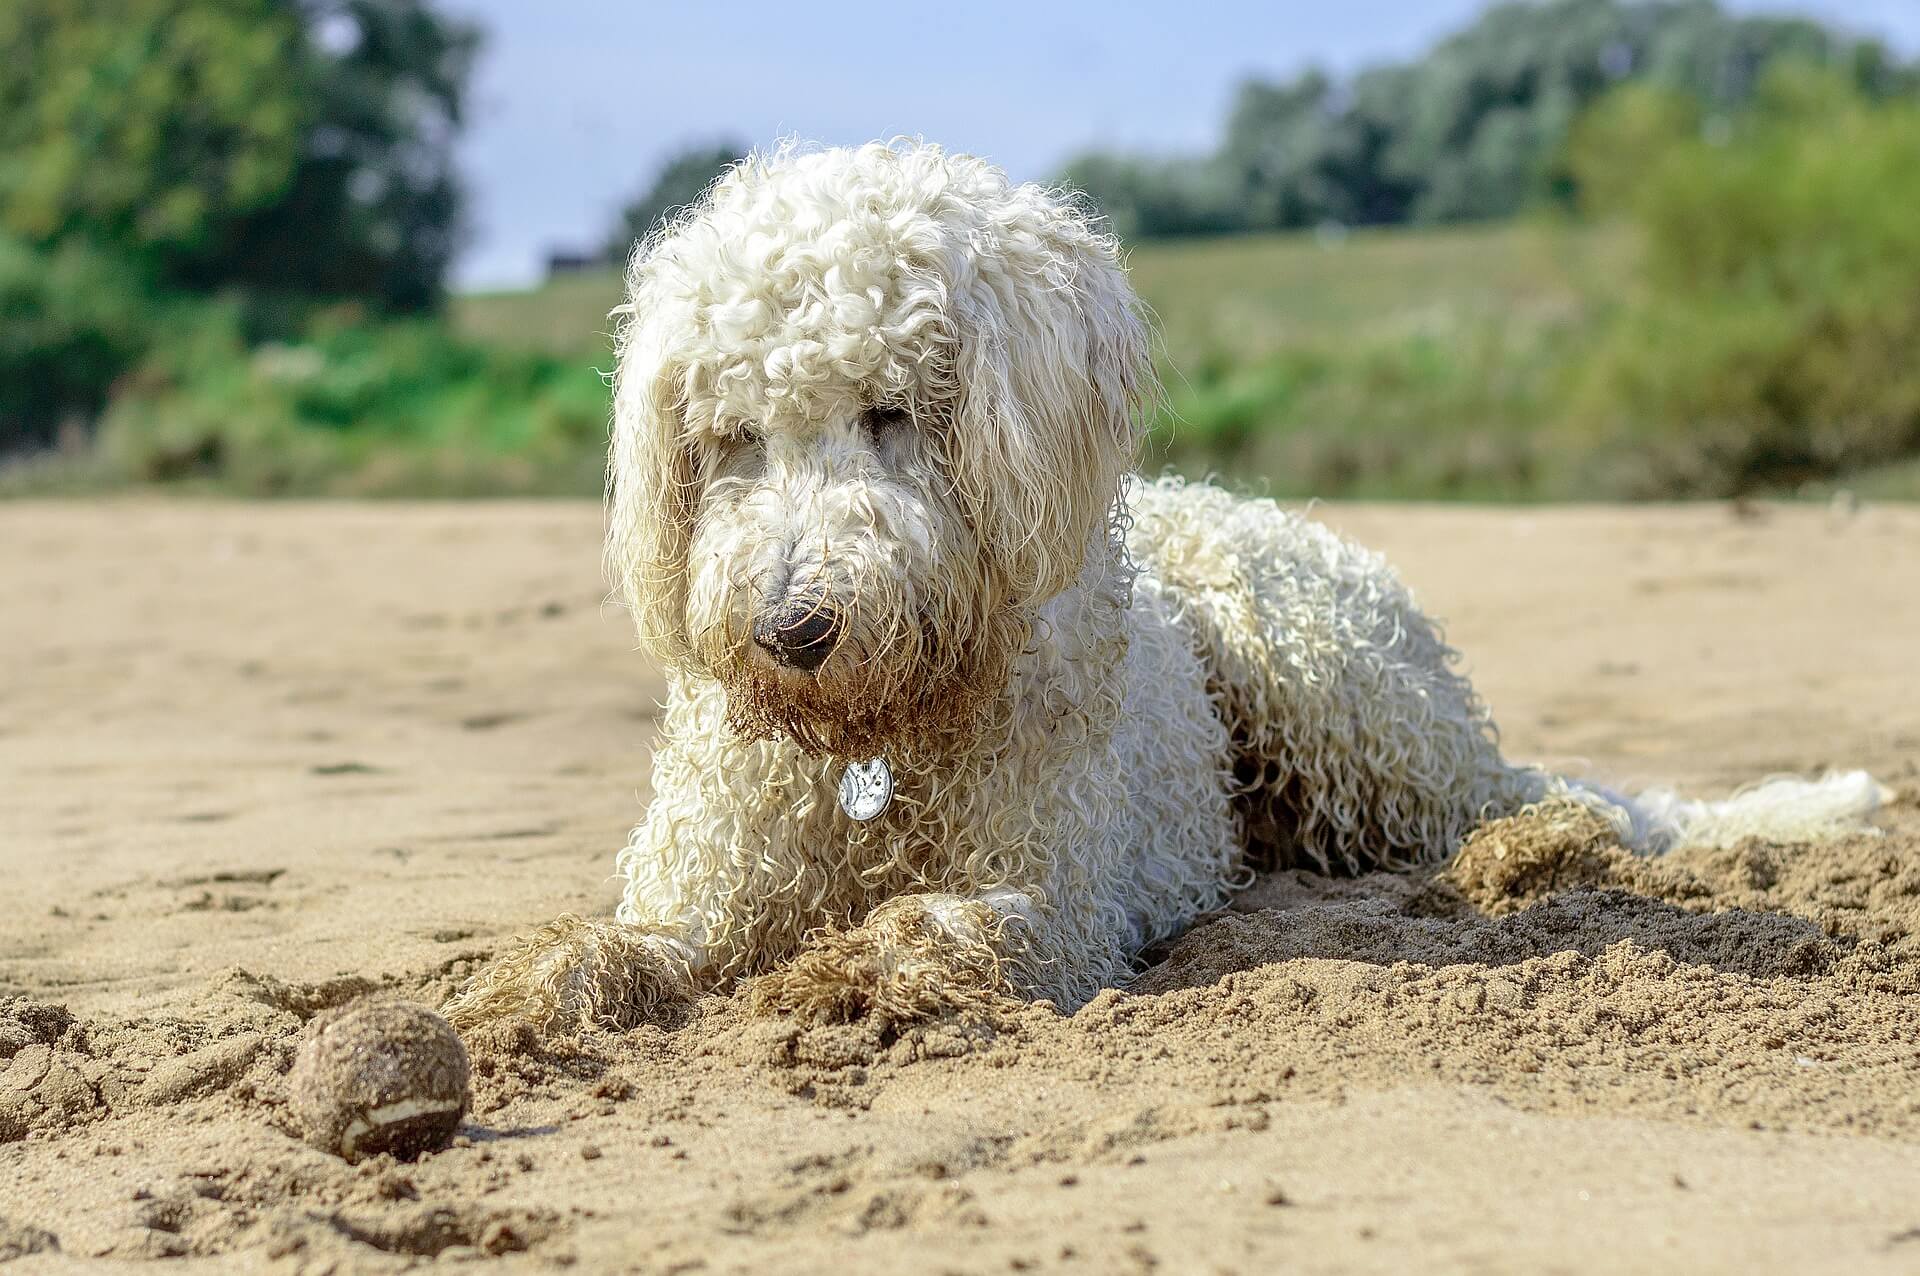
[750,894,1016,1028]
[443,914,690,1037]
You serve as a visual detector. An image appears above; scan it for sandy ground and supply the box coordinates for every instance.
[1,498,1917,1274]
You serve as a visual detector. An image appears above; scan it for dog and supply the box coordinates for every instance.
[443,141,1884,1035]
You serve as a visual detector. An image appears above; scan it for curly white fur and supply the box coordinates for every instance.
[445,141,1885,1035]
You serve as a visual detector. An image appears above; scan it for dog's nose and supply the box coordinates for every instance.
[752,595,842,672]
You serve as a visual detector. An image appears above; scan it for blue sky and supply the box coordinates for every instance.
[439,0,1920,289]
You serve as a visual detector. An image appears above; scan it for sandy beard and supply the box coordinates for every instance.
[703,610,1025,761]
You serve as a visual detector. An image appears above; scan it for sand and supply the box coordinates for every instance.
[1,498,1917,1274]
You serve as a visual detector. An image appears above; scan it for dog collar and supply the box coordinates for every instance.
[838,757,894,821]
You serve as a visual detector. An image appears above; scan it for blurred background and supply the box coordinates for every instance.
[4,0,1918,502]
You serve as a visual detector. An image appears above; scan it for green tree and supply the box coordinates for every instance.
[1221,67,1419,228]
[217,0,478,312]
[1359,0,1850,222]
[606,141,746,261]
[0,0,307,273]
[1069,0,1910,240]
[0,0,477,451]
[1056,152,1245,240]
[0,0,478,311]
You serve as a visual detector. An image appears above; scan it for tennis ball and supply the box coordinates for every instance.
[289,999,470,1163]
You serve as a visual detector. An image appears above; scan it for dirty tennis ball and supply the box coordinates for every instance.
[289,999,470,1163]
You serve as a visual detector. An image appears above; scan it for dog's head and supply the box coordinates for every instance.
[608,142,1149,757]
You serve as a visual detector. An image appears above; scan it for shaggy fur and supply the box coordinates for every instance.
[443,141,1883,1036]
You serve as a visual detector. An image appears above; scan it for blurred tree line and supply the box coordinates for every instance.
[1,0,476,450]
[1062,0,1917,240]
[1140,57,1920,501]
[4,0,1919,500]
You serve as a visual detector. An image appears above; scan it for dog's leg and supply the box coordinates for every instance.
[750,890,1036,1027]
[441,915,700,1035]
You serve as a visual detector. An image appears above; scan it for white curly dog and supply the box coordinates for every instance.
[445,141,1884,1035]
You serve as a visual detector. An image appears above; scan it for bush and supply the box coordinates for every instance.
[1569,66,1920,493]
[0,237,157,451]
[80,303,611,495]
[1146,301,1581,501]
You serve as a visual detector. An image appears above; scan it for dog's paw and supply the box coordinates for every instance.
[442,914,690,1037]
[749,895,1016,1028]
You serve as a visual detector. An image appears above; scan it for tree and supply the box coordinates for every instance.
[1056,152,1246,241]
[606,142,746,262]
[1220,68,1421,229]
[0,0,478,311]
[0,237,155,451]
[1221,71,1344,228]
[217,0,480,312]
[1065,0,1913,240]
[0,0,477,451]
[0,0,308,274]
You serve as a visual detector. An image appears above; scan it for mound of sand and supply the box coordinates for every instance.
[2,501,1917,1272]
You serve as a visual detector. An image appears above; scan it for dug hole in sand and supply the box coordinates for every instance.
[1,500,1917,1273]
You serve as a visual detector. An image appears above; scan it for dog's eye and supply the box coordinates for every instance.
[861,405,910,441]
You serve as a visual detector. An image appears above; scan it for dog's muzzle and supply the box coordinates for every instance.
[752,593,842,672]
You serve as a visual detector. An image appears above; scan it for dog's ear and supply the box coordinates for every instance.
[946,196,1150,609]
[606,281,699,662]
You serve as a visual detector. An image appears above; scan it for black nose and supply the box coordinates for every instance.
[752,596,842,672]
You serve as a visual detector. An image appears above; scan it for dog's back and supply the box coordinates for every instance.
[1125,476,1547,873]
[1126,477,1888,869]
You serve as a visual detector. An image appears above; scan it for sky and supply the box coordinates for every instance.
[438,0,1920,290]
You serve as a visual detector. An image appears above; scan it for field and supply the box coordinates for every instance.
[8,218,1908,504]
[3,498,1917,1271]
[455,222,1630,365]
[454,220,1914,503]
[455,222,1635,500]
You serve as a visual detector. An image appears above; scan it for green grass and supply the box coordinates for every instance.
[454,269,630,360]
[1,303,616,498]
[1128,220,1632,370]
